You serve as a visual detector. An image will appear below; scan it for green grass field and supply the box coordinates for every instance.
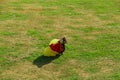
[0,0,120,80]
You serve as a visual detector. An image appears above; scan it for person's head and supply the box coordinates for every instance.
[59,37,67,44]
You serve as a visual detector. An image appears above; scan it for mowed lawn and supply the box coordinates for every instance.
[0,0,120,80]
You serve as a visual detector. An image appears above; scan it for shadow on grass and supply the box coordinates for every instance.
[33,55,61,68]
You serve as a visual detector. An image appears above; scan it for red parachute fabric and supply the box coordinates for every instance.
[50,41,63,53]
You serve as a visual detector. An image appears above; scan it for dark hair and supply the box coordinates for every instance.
[60,37,67,44]
[63,37,67,44]
[59,37,67,53]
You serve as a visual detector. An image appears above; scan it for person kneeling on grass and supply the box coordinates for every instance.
[44,37,67,57]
